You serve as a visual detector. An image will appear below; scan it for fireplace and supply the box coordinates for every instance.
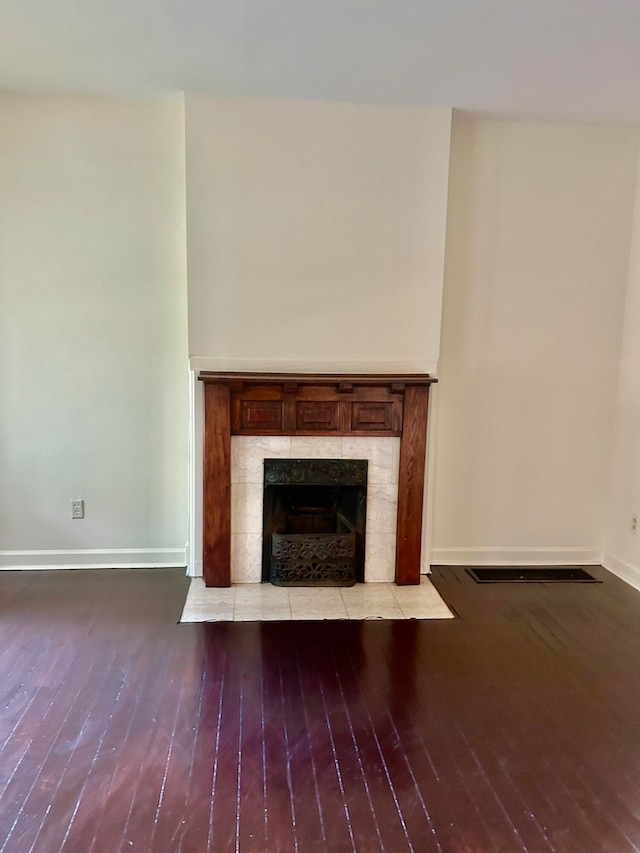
[199,372,436,587]
[262,458,367,586]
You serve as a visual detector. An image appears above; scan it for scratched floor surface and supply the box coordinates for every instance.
[1,566,640,852]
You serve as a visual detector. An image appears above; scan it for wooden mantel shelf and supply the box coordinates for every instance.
[199,372,437,587]
[200,372,436,385]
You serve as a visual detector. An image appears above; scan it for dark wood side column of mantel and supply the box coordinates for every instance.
[202,383,232,587]
[200,372,436,587]
[395,385,430,585]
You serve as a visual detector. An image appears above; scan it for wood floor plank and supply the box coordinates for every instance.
[291,627,361,852]
[175,632,228,852]
[327,638,439,852]
[102,644,193,850]
[259,630,299,853]
[288,628,379,851]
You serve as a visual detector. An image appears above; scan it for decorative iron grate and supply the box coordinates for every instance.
[272,533,355,560]
[271,559,356,587]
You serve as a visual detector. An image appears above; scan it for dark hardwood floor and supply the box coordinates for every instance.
[1,565,640,851]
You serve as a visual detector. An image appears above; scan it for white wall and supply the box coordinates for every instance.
[604,151,640,586]
[5,92,640,578]
[431,113,640,565]
[0,94,189,568]
[185,95,451,374]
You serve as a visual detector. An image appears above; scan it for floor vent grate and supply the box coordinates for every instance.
[467,567,601,584]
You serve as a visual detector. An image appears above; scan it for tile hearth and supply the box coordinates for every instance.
[180,576,454,623]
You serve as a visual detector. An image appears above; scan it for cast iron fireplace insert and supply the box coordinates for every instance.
[262,458,367,586]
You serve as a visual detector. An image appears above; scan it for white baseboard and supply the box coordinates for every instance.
[602,553,640,592]
[0,548,187,570]
[429,547,602,567]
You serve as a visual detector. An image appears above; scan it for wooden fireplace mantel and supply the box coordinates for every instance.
[199,372,437,587]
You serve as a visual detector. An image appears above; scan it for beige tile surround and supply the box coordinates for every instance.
[230,435,401,583]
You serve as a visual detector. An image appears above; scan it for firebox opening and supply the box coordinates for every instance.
[262,459,367,587]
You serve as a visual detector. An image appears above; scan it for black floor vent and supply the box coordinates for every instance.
[467,567,601,584]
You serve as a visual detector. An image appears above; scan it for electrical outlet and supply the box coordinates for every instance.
[71,499,84,519]
[632,514,638,534]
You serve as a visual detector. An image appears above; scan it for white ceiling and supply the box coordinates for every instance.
[2,0,640,125]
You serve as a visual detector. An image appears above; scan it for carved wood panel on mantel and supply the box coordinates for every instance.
[199,372,437,587]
